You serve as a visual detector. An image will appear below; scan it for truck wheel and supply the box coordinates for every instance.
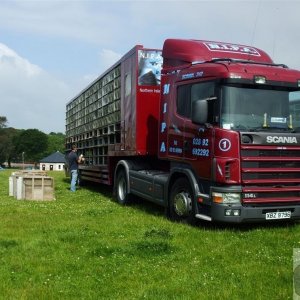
[116,170,130,205]
[169,177,197,225]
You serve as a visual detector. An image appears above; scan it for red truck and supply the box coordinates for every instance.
[66,39,300,224]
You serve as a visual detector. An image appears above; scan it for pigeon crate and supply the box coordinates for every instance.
[9,173,22,198]
[9,171,48,197]
[22,176,54,201]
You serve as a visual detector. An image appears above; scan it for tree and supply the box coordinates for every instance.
[0,116,13,165]
[0,116,7,129]
[0,129,9,164]
[47,132,66,154]
[14,129,48,162]
[1,128,20,167]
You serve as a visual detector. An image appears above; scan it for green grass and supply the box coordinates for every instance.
[0,169,299,299]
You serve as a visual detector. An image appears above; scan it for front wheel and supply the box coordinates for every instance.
[168,177,197,225]
[115,169,131,205]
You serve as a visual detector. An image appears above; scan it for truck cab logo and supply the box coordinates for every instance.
[266,136,298,144]
[204,42,260,57]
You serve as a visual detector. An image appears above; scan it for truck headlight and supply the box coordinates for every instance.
[212,192,241,204]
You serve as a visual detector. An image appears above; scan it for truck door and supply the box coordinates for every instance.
[178,81,216,179]
[166,84,186,160]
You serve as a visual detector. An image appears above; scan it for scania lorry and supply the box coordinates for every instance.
[66,39,300,224]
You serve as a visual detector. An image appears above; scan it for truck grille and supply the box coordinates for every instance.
[241,145,300,205]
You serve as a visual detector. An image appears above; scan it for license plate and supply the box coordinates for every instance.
[266,211,291,220]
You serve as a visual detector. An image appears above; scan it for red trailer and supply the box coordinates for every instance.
[66,39,300,223]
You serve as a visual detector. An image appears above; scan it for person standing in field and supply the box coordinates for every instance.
[68,144,84,192]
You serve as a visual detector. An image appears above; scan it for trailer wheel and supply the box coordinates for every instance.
[169,177,197,225]
[77,171,85,186]
[116,170,130,205]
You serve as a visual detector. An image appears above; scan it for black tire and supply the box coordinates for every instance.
[115,169,131,205]
[169,177,197,225]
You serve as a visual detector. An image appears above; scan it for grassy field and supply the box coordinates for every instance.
[0,169,299,299]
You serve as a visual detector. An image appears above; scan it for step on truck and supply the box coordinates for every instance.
[66,39,300,224]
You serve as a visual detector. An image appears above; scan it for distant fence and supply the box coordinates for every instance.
[3,163,36,169]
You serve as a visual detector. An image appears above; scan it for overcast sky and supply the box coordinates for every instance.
[0,0,299,133]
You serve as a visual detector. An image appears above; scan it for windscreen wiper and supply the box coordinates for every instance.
[250,126,291,132]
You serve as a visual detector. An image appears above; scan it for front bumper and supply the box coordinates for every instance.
[210,203,300,223]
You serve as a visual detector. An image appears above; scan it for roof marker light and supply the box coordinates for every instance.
[254,75,266,84]
[229,74,242,79]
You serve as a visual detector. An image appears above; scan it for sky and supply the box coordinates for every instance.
[0,0,300,133]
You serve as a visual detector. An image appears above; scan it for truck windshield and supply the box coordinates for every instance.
[221,85,300,131]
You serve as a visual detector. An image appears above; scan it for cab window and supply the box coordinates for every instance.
[177,81,216,121]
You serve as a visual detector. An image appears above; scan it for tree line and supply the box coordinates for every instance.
[0,116,65,167]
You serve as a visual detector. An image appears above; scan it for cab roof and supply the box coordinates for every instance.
[162,39,274,68]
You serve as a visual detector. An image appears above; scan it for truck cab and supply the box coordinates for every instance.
[158,39,300,223]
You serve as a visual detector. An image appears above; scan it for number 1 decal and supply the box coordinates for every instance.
[219,138,231,151]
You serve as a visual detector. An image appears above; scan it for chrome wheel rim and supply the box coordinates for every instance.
[174,191,191,217]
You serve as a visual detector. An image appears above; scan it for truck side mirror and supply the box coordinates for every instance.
[192,99,208,124]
